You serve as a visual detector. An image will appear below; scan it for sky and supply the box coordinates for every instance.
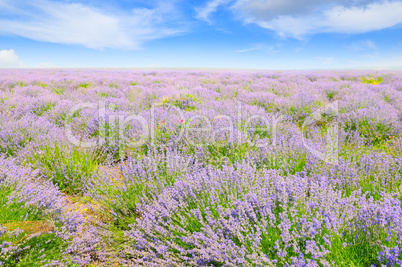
[0,0,402,69]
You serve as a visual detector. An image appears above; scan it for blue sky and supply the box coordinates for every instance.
[1,0,402,69]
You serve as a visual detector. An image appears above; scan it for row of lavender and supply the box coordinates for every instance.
[1,69,402,266]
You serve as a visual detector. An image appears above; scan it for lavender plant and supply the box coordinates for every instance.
[0,69,401,266]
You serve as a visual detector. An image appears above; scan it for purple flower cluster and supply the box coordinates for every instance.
[0,157,109,265]
[122,163,402,266]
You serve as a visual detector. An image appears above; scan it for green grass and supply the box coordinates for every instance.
[287,101,324,127]
[0,129,32,158]
[24,144,102,195]
[50,87,65,95]
[33,82,48,88]
[77,82,91,89]
[202,142,256,168]
[0,184,66,266]
[95,157,184,230]
[97,182,145,231]
[108,83,118,89]
[53,108,81,127]
[98,92,114,98]
[157,94,201,111]
[361,76,383,85]
[0,186,42,222]
[0,233,66,267]
[32,102,55,116]
[325,90,337,100]
[201,79,217,84]
[344,118,394,145]
[251,99,281,113]
[7,81,26,89]
[326,224,385,266]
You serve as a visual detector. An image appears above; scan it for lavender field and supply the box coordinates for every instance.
[1,69,402,266]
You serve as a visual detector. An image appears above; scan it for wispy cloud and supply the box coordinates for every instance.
[235,44,279,53]
[0,49,24,68]
[195,0,232,23]
[225,0,402,38]
[0,0,185,49]
[348,40,376,51]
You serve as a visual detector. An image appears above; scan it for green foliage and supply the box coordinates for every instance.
[361,76,383,85]
[98,92,114,98]
[97,181,145,231]
[201,79,217,84]
[0,184,66,266]
[256,152,309,176]
[92,120,126,163]
[158,94,201,111]
[202,142,255,168]
[0,185,42,222]
[108,83,118,89]
[344,118,393,145]
[327,223,385,266]
[95,148,192,235]
[287,101,323,127]
[51,87,65,95]
[139,93,157,109]
[0,232,65,267]
[251,99,280,113]
[77,82,91,89]
[24,144,101,194]
[53,108,81,127]
[33,82,48,88]
[7,81,26,89]
[340,77,358,82]
[0,129,32,158]
[32,102,55,116]
[325,90,337,100]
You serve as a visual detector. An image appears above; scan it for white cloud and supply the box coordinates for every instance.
[348,40,377,50]
[223,0,402,38]
[323,2,402,33]
[0,49,24,68]
[235,43,279,53]
[230,0,378,20]
[236,45,264,53]
[0,0,184,49]
[195,0,232,23]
